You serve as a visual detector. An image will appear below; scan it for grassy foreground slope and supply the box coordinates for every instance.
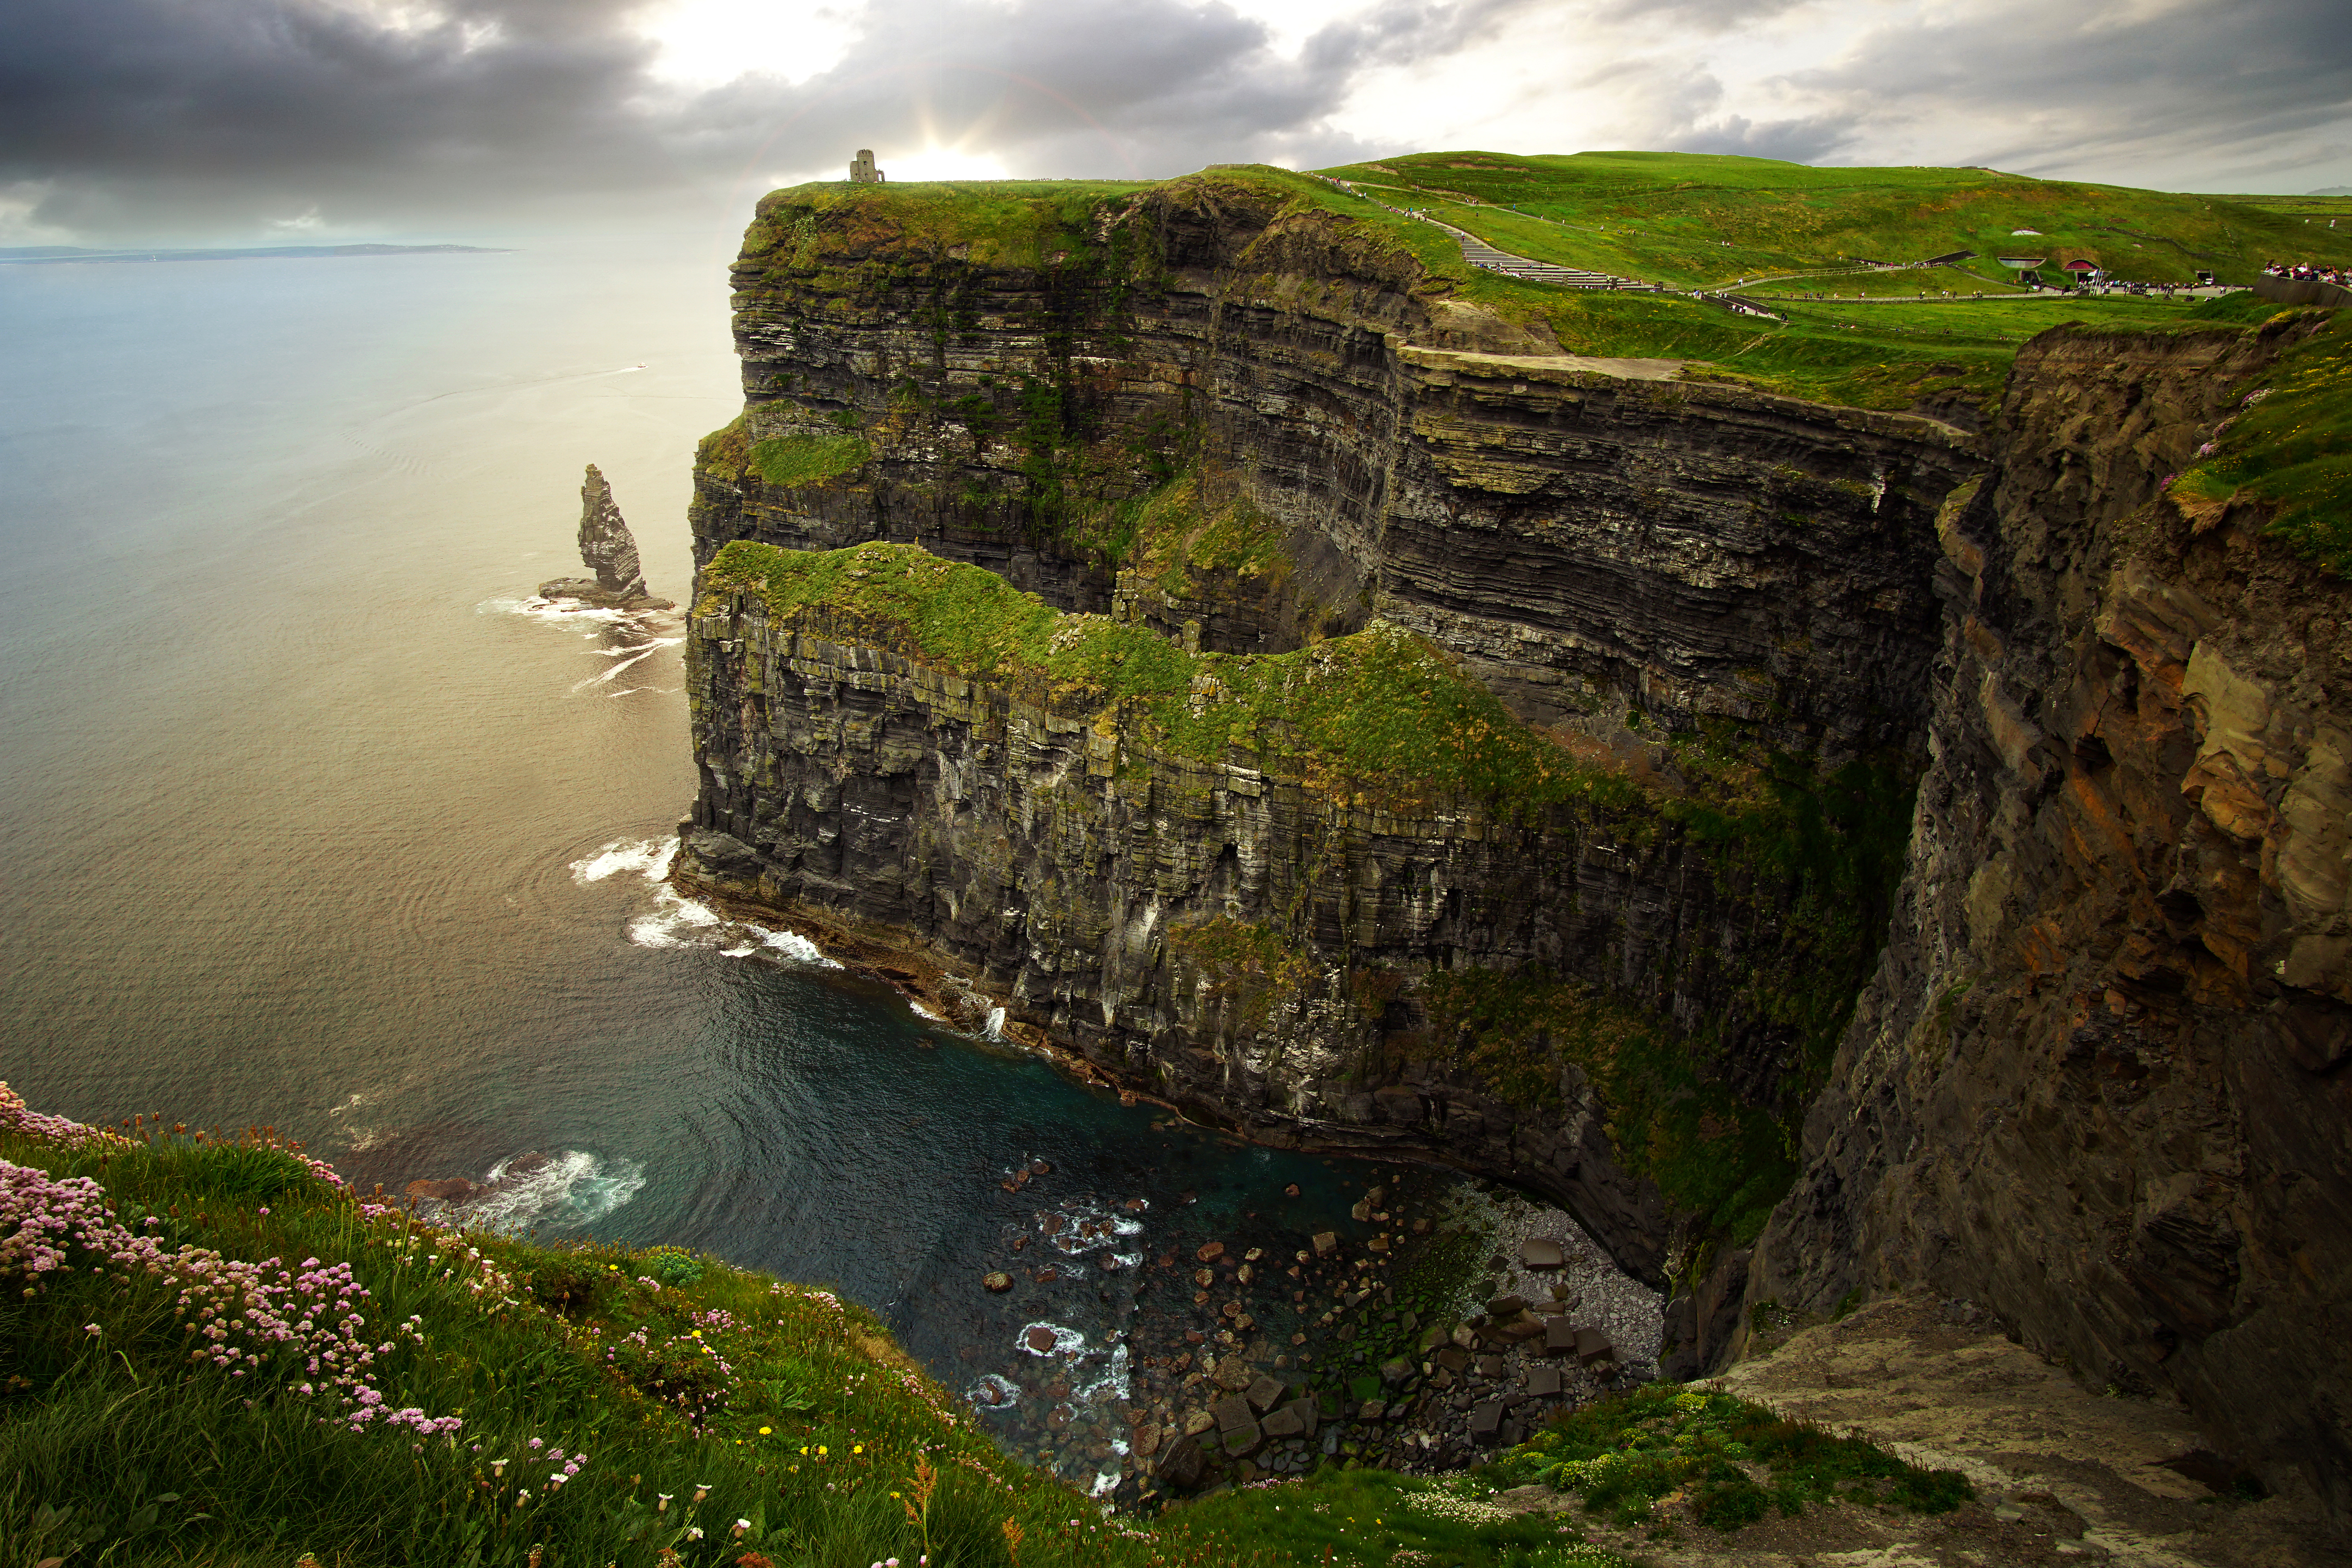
[1,1075,1975,1566]
[1312,150,2352,292]
[0,1086,1659,1568]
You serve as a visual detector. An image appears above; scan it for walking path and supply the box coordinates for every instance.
[1426,219,1645,290]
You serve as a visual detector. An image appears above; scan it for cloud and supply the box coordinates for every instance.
[1779,0,2352,187]
[1675,113,1866,166]
[0,0,673,237]
[2,0,2346,242]
[0,0,1539,241]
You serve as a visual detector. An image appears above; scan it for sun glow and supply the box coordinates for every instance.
[638,0,855,87]
[884,145,1011,183]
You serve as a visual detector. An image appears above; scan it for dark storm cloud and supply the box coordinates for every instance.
[1786,0,2352,182]
[8,0,2345,240]
[0,0,674,234]
[1674,113,1864,166]
[0,0,1537,240]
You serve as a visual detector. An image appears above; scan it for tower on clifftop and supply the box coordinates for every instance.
[849,149,884,184]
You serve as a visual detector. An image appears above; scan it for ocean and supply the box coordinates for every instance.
[0,240,1412,1489]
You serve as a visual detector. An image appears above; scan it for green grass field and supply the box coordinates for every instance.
[739,156,2343,422]
[1310,150,2352,293]
[2171,297,2352,571]
[1116,164,2221,417]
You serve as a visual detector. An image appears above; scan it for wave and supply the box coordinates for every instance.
[569,637,682,693]
[1040,1198,1146,1259]
[476,593,638,627]
[571,836,838,966]
[463,1149,647,1235]
[628,885,723,949]
[570,837,678,884]
[967,1373,1022,1412]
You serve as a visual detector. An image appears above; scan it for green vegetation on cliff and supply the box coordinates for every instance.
[2168,301,2352,574]
[750,432,873,488]
[702,538,1637,817]
[739,180,1148,273]
[1417,969,1795,1247]
[1489,1383,1970,1530]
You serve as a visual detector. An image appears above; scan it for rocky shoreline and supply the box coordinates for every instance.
[1125,1175,1660,1503]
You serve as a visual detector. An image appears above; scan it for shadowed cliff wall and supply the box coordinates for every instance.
[1746,314,2352,1520]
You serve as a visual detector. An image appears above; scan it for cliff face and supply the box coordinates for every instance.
[1746,315,2352,1519]
[678,176,1981,1295]
[675,174,2350,1516]
[688,176,1978,762]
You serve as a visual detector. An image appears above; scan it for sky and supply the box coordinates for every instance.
[3,0,2347,246]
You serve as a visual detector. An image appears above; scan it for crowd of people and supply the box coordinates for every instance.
[2263,261,2349,285]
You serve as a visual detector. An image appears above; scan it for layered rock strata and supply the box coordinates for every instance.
[1745,315,2352,1520]
[689,176,1977,763]
[541,463,671,609]
[680,585,1850,1285]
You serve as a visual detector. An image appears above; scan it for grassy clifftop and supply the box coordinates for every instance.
[2166,296,2352,574]
[1315,149,2352,292]
[731,159,2264,421]
[3,1087,1979,1567]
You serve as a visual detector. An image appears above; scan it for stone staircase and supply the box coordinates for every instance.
[1437,222,1641,290]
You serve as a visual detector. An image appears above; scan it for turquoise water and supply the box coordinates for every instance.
[0,245,1387,1489]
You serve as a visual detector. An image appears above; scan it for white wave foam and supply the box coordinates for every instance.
[1069,1338,1132,1408]
[1017,1322,1087,1358]
[570,837,678,884]
[467,1149,647,1234]
[1042,1200,1146,1257]
[713,923,839,969]
[967,1373,1022,1411]
[909,999,944,1022]
[479,593,636,627]
[629,886,722,949]
[982,1006,1007,1040]
[572,836,839,966]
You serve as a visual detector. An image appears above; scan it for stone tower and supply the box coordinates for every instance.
[849,148,884,184]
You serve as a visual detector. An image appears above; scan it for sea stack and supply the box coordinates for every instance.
[539,464,672,608]
[579,463,648,598]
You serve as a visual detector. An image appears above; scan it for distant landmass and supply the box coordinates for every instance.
[0,243,509,265]
[2309,186,2352,196]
